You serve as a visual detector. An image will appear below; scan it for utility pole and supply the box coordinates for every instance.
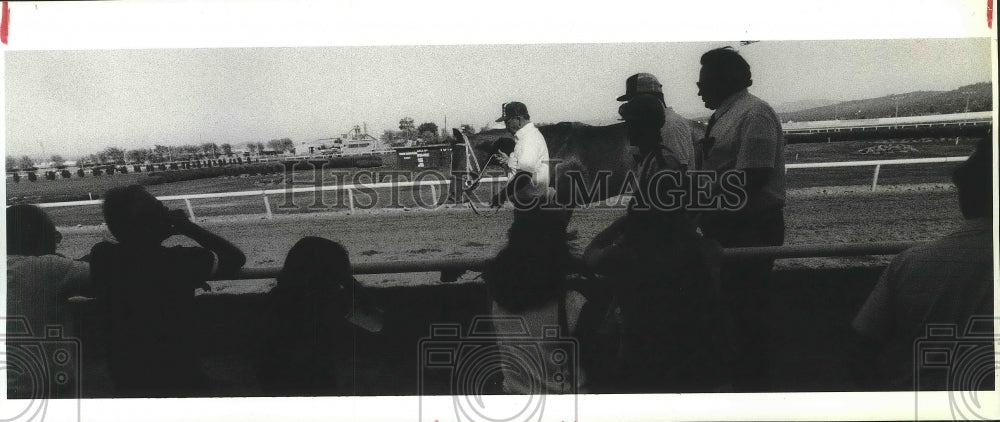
[894,96,899,117]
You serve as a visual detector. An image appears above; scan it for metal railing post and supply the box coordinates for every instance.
[262,193,273,219]
[430,184,438,206]
[347,188,356,213]
[871,164,881,191]
[184,198,196,219]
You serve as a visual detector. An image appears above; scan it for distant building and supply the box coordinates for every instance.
[300,125,383,157]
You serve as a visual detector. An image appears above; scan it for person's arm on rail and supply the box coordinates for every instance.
[168,210,247,279]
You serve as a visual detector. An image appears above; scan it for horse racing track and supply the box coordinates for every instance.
[56,184,964,287]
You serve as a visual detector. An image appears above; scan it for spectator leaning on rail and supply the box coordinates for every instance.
[6,205,96,399]
[490,101,551,209]
[89,185,246,397]
[484,202,589,394]
[851,138,993,391]
[694,46,786,392]
[258,236,384,396]
[616,73,697,170]
[583,94,733,393]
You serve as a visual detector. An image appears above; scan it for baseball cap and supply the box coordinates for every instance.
[495,101,529,122]
[618,94,666,125]
[616,73,663,101]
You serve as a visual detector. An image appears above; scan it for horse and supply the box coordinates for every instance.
[452,119,706,209]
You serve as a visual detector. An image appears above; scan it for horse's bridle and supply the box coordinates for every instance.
[457,132,500,216]
[460,132,495,191]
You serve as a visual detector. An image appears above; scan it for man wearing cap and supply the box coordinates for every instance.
[491,101,551,208]
[695,46,785,392]
[617,73,696,170]
[584,94,730,392]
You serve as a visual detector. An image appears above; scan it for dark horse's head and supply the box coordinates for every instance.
[452,127,514,176]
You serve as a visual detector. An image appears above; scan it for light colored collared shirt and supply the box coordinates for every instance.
[662,106,695,169]
[508,122,551,197]
[6,255,92,398]
[700,89,785,211]
[6,255,92,336]
[852,218,994,389]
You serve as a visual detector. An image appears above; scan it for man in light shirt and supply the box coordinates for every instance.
[851,138,993,390]
[491,101,551,208]
[695,46,786,392]
[6,204,94,399]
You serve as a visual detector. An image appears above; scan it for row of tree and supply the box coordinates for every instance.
[8,118,487,170]
[6,139,299,170]
[379,118,479,147]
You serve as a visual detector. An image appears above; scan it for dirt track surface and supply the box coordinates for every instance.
[56,184,964,289]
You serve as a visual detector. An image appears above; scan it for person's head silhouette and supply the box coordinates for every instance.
[102,185,174,246]
[697,47,753,110]
[618,93,666,150]
[485,206,574,313]
[6,204,61,256]
[953,138,991,220]
[277,236,353,290]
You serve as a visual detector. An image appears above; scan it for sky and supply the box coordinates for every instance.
[3,40,994,160]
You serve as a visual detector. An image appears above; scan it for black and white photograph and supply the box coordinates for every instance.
[3,1,997,421]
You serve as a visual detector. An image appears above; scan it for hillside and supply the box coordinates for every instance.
[771,99,839,114]
[780,82,992,122]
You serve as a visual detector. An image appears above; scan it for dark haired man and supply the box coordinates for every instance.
[696,46,785,392]
[852,139,993,390]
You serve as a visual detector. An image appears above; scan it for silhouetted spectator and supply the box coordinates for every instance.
[695,46,785,392]
[257,237,383,396]
[89,185,246,397]
[584,94,732,393]
[616,73,697,169]
[6,205,94,398]
[484,205,588,394]
[851,139,993,390]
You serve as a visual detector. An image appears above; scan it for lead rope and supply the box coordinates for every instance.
[459,133,499,216]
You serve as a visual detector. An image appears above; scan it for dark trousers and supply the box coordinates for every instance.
[700,208,785,392]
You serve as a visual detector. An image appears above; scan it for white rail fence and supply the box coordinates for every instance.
[33,156,969,219]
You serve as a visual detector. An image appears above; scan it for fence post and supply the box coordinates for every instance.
[184,198,196,219]
[347,188,356,213]
[262,193,273,219]
[871,164,881,192]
